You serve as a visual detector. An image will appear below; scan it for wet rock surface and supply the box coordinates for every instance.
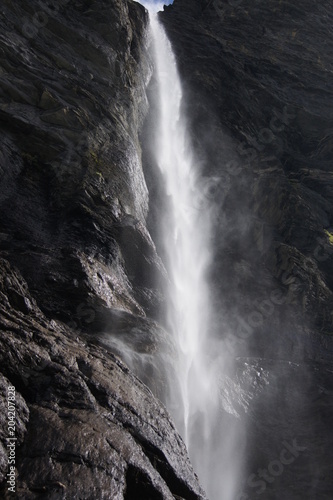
[1,0,333,497]
[0,0,169,325]
[160,0,333,498]
[0,0,204,498]
[0,258,205,499]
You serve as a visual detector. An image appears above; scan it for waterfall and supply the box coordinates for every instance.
[140,3,244,499]
[147,6,214,442]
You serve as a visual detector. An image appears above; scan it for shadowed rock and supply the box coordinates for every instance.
[159,1,333,497]
[0,258,205,499]
[0,0,205,497]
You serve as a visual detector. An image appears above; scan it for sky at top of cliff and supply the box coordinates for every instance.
[141,0,173,12]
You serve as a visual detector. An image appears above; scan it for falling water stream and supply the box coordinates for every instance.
[139,4,243,499]
[147,7,215,443]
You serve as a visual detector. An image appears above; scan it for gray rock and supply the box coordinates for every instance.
[160,1,333,497]
[0,0,205,497]
[0,257,205,499]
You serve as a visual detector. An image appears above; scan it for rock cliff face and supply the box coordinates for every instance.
[0,258,204,499]
[160,0,333,498]
[0,0,204,498]
[161,0,333,344]
[1,0,333,498]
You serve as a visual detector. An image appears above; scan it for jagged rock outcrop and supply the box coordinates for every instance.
[0,0,167,326]
[160,1,333,498]
[0,258,205,499]
[0,0,204,498]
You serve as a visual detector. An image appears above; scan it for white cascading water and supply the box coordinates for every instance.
[148,9,214,442]
[141,3,243,500]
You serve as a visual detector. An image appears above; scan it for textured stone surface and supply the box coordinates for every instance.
[0,0,205,498]
[0,258,205,498]
[1,0,333,497]
[161,0,333,339]
[160,0,333,498]
[0,0,167,327]
[158,0,333,360]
